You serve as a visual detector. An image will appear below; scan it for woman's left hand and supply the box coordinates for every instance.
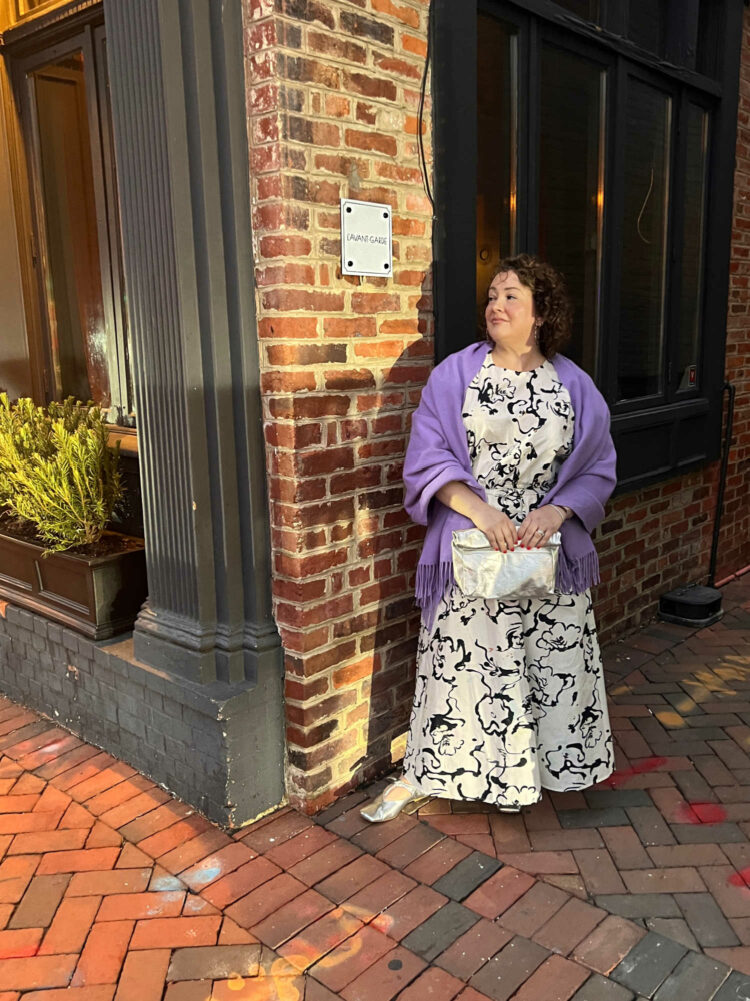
[517,505,565,548]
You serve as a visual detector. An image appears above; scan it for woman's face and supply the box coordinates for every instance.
[485,271,538,349]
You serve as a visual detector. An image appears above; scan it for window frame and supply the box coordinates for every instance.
[431,0,743,494]
[3,5,133,426]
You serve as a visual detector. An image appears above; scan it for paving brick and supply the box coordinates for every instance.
[673,892,741,947]
[495,850,577,875]
[263,825,337,870]
[572,915,647,975]
[574,849,626,895]
[0,855,40,903]
[523,796,562,831]
[177,841,256,891]
[130,915,220,950]
[621,868,705,894]
[351,813,420,855]
[375,822,444,869]
[20,988,115,1001]
[431,852,502,902]
[155,829,231,877]
[530,829,604,851]
[114,948,171,1001]
[625,808,676,846]
[240,811,314,854]
[165,944,260,980]
[279,905,363,972]
[435,918,512,980]
[137,816,214,860]
[371,885,448,941]
[533,898,607,956]
[71,919,133,986]
[510,954,590,1001]
[287,838,363,886]
[251,888,334,948]
[671,823,746,843]
[0,953,77,991]
[647,844,728,867]
[201,856,282,909]
[341,869,416,923]
[225,873,307,928]
[38,895,100,954]
[67,868,151,897]
[645,917,699,951]
[117,802,196,844]
[584,791,652,809]
[340,944,427,1001]
[97,890,186,921]
[712,969,750,1001]
[37,847,120,875]
[610,932,687,998]
[0,926,43,959]
[310,924,397,992]
[402,900,478,962]
[426,815,491,838]
[397,967,465,1001]
[463,866,536,920]
[315,854,390,904]
[8,829,87,856]
[600,828,653,870]
[211,973,305,1000]
[498,881,569,937]
[650,950,730,1001]
[699,866,750,918]
[99,789,172,831]
[8,874,69,928]
[164,984,211,1001]
[469,935,550,1001]
[559,809,630,829]
[594,895,681,920]
[403,837,473,885]
[570,973,636,1000]
[488,814,532,854]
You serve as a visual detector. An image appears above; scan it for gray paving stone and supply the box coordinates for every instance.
[595,895,681,919]
[432,850,502,901]
[610,933,687,998]
[652,951,730,1001]
[167,944,261,981]
[402,899,479,961]
[571,974,635,1001]
[584,790,652,809]
[713,970,750,1001]
[626,807,676,846]
[674,892,741,948]
[645,918,699,952]
[558,808,630,828]
[671,823,747,844]
[469,935,549,1001]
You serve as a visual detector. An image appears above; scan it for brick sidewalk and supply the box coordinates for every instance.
[1,577,750,999]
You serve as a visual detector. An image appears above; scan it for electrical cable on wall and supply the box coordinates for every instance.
[418,0,434,209]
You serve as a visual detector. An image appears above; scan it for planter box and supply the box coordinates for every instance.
[0,528,147,640]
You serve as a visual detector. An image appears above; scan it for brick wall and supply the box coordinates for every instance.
[243,0,750,813]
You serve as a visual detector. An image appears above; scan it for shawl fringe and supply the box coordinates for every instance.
[556,548,600,594]
[415,560,454,609]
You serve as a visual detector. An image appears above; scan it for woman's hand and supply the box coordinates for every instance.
[472,504,519,552]
[517,505,565,549]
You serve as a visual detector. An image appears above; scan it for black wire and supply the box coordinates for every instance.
[418,0,434,209]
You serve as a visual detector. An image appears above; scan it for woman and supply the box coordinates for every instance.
[361,254,617,822]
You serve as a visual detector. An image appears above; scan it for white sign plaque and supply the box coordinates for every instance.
[340,198,393,278]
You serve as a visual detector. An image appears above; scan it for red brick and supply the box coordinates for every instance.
[341,869,416,924]
[136,815,214,859]
[397,967,465,1001]
[436,919,513,980]
[238,812,314,853]
[463,866,536,920]
[9,829,87,856]
[71,920,133,986]
[157,829,231,876]
[84,775,156,817]
[0,812,63,835]
[58,803,94,830]
[97,890,185,922]
[252,887,334,948]
[21,988,114,1001]
[114,949,170,1001]
[288,838,363,886]
[225,873,307,929]
[311,924,397,992]
[571,915,647,974]
[264,825,337,870]
[499,882,569,937]
[0,855,40,903]
[340,945,427,1001]
[510,954,589,1001]
[130,916,220,950]
[177,841,255,891]
[0,953,77,991]
[315,854,389,903]
[38,896,100,955]
[98,790,172,830]
[67,868,151,897]
[34,744,100,781]
[533,898,607,955]
[0,795,39,814]
[371,885,447,940]
[37,847,120,876]
[279,906,363,972]
[0,926,43,960]
[202,856,282,910]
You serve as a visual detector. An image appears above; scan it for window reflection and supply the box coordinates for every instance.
[539,44,605,373]
[33,50,109,406]
[618,78,671,400]
[476,15,517,328]
[678,104,709,392]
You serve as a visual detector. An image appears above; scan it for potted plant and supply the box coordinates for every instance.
[0,395,147,639]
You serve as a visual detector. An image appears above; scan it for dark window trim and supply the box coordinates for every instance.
[431,0,744,493]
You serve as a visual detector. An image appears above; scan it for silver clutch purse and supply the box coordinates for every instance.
[452,528,561,600]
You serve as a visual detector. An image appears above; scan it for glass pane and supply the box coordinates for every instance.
[617,78,671,400]
[539,44,605,373]
[32,50,109,406]
[554,0,599,22]
[476,14,517,327]
[677,104,709,392]
[628,0,667,56]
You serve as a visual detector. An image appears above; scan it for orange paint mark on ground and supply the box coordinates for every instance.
[605,757,669,788]
[675,801,728,825]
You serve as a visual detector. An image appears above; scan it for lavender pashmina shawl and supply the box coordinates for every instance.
[403,342,617,628]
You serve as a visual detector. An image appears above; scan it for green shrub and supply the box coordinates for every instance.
[0,394,122,552]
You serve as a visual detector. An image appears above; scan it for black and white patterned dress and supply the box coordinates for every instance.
[402,355,613,809]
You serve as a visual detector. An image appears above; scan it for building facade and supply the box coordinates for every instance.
[0,0,748,823]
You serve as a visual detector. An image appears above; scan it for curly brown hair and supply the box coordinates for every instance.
[482,253,573,358]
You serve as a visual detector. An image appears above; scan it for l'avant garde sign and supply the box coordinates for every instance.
[340,198,393,278]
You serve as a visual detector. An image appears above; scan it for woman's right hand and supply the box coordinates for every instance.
[472,504,518,552]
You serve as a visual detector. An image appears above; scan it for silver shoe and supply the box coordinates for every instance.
[360,778,423,823]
